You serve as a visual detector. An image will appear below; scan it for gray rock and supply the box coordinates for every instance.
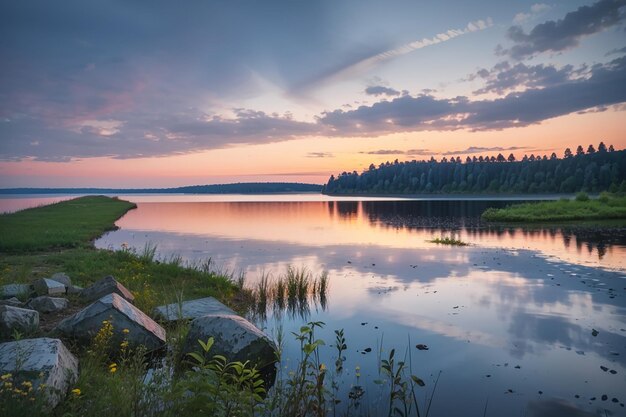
[183,314,276,371]
[154,296,236,322]
[1,283,31,299]
[80,275,135,303]
[33,278,66,296]
[51,272,71,287]
[55,293,165,351]
[0,338,79,408]
[0,305,39,337]
[67,285,83,295]
[27,296,69,314]
[0,297,22,307]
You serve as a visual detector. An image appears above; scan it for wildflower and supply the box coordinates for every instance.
[71,388,81,396]
[1,373,11,380]
[4,381,13,388]
[319,363,326,372]
[21,381,32,388]
[102,320,109,325]
[120,341,129,349]
[122,328,129,334]
[109,363,118,373]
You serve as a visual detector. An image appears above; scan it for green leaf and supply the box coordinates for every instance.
[411,375,426,387]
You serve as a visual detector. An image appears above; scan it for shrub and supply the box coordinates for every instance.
[575,192,589,202]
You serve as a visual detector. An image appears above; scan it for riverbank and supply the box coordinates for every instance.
[481,193,626,222]
[0,196,238,313]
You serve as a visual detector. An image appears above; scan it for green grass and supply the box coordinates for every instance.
[427,237,470,246]
[481,193,626,222]
[0,196,238,313]
[0,196,137,252]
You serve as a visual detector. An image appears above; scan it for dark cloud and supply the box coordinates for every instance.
[470,61,578,95]
[501,0,626,60]
[318,56,626,133]
[364,86,401,97]
[444,146,528,155]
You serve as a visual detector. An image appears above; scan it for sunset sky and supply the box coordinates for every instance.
[1,0,625,188]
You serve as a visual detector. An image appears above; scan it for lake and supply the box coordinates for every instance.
[4,194,626,416]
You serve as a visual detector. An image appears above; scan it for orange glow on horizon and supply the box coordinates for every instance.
[1,108,624,188]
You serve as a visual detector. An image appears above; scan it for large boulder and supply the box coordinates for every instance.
[0,297,22,307]
[50,272,71,287]
[1,283,31,299]
[80,275,135,304]
[55,293,165,351]
[32,278,66,296]
[0,305,39,337]
[182,314,277,372]
[26,296,69,314]
[154,296,236,322]
[0,338,78,408]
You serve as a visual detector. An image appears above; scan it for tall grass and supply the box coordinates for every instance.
[249,266,330,320]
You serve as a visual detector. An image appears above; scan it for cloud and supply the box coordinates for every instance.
[513,3,551,24]
[502,0,626,60]
[318,56,626,134]
[306,152,334,158]
[291,18,493,94]
[443,146,528,155]
[361,149,436,156]
[469,61,581,95]
[361,149,407,155]
[3,55,624,161]
[365,86,401,97]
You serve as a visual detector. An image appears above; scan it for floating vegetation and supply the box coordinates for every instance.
[427,236,470,246]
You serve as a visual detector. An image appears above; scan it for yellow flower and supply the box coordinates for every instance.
[71,388,81,396]
[4,381,13,388]
[21,381,32,388]
[319,363,326,371]
[120,341,129,348]
[122,328,130,334]
[109,367,117,373]
[0,373,11,380]
[109,362,117,369]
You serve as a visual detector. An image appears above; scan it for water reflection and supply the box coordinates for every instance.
[93,199,626,416]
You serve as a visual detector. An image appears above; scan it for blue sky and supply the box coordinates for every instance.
[0,0,625,186]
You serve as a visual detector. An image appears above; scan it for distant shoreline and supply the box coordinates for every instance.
[322,192,581,200]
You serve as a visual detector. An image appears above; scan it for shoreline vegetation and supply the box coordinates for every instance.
[0,196,432,417]
[481,192,626,222]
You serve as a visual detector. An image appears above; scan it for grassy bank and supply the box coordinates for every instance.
[481,192,626,222]
[0,196,237,312]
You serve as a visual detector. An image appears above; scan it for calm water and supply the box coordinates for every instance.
[5,195,626,416]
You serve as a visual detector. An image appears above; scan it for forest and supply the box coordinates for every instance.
[323,143,626,195]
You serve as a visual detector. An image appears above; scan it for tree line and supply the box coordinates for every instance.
[323,143,626,195]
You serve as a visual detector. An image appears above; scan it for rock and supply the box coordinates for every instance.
[0,338,78,408]
[182,314,276,372]
[1,283,31,299]
[33,278,66,296]
[50,272,71,287]
[80,276,134,304]
[66,285,83,295]
[26,296,69,314]
[0,297,22,307]
[0,305,39,337]
[55,293,165,351]
[153,296,236,322]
